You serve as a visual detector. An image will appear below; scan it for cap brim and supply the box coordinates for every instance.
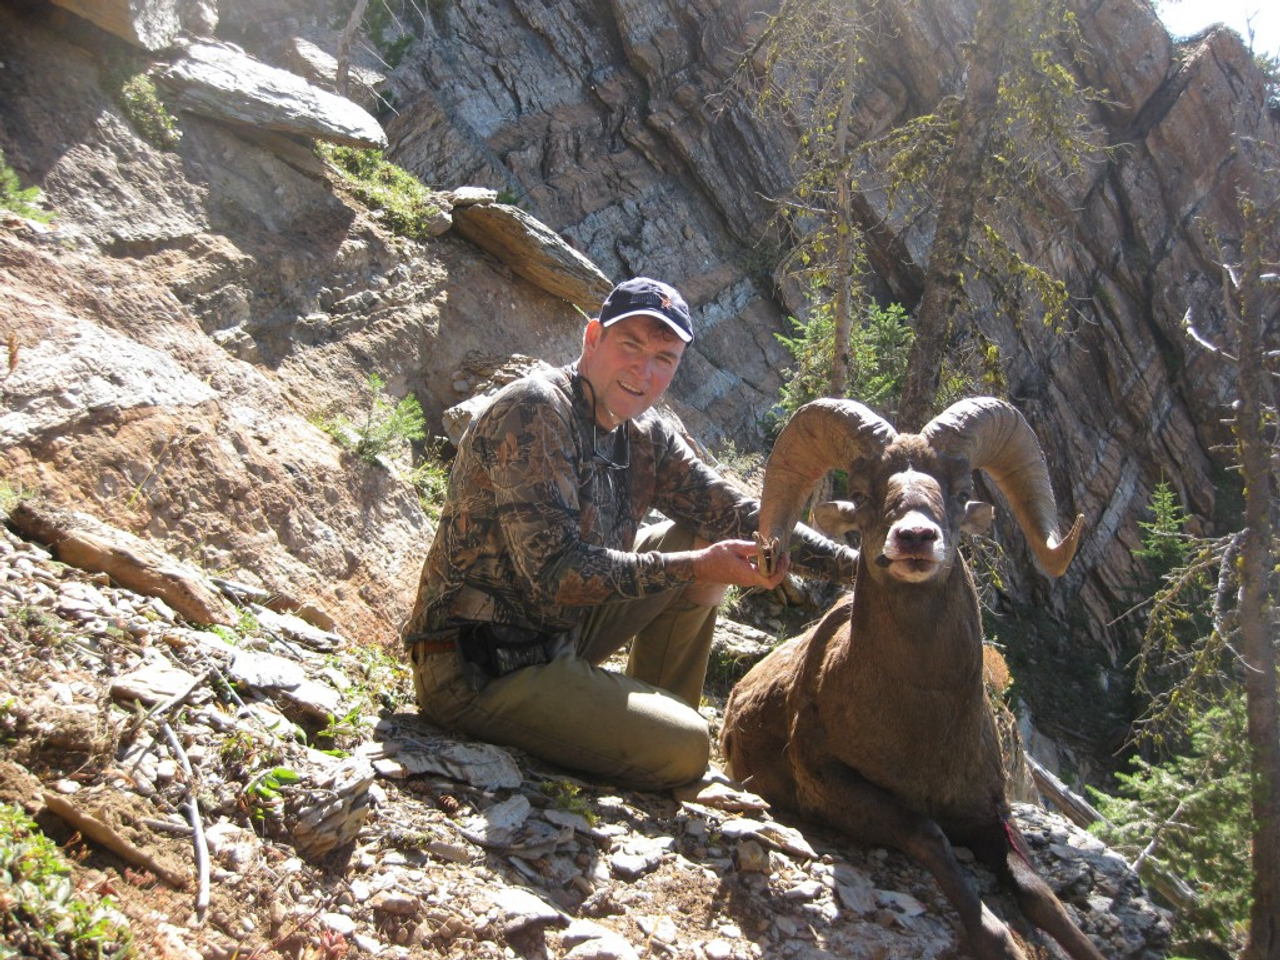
[600,308,693,343]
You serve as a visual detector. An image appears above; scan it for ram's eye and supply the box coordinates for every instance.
[954,488,972,504]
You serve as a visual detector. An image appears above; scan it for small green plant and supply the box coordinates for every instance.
[349,640,412,712]
[332,0,416,65]
[208,609,260,648]
[321,373,426,464]
[317,705,365,752]
[243,766,301,824]
[539,780,596,826]
[0,803,134,958]
[406,437,451,523]
[1134,479,1193,574]
[218,730,258,767]
[0,149,51,222]
[0,479,33,520]
[709,438,764,486]
[118,74,181,149]
[317,144,442,240]
[14,606,65,648]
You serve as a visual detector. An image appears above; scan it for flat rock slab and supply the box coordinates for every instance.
[451,202,613,310]
[9,500,235,626]
[159,41,386,149]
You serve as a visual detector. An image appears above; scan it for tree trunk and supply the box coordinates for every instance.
[896,0,1010,430]
[1238,211,1280,960]
[336,0,370,99]
[829,37,857,399]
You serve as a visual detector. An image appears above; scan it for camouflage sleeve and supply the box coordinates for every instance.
[476,383,691,609]
[649,425,859,582]
[787,522,860,582]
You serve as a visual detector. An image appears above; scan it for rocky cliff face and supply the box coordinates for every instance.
[0,0,1276,774]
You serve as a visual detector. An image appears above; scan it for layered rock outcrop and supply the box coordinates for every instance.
[1,0,1276,774]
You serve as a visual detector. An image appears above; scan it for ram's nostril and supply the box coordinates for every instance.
[895,525,938,549]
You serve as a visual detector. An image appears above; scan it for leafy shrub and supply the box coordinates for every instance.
[0,150,51,222]
[318,145,442,240]
[1089,693,1251,956]
[0,803,134,958]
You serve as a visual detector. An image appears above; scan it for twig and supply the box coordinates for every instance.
[128,666,214,741]
[161,721,210,921]
[143,817,194,836]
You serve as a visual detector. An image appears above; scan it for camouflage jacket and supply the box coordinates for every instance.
[402,363,856,643]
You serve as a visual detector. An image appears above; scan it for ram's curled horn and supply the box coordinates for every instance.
[922,397,1084,576]
[757,399,897,574]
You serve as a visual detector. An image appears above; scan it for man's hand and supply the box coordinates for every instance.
[690,539,789,590]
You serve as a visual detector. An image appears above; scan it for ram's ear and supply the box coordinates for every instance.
[960,501,995,535]
[811,500,863,537]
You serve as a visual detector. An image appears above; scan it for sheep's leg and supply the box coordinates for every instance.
[996,826,1106,960]
[794,764,1027,960]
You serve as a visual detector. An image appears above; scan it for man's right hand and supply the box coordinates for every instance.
[690,539,789,590]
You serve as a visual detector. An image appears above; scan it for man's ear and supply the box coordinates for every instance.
[583,318,604,352]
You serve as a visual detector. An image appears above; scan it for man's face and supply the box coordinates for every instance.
[579,315,686,428]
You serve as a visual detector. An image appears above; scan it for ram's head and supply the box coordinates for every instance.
[756,397,1083,583]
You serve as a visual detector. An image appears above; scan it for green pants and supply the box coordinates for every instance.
[410,522,717,790]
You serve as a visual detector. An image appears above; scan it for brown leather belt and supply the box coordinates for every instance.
[413,638,456,655]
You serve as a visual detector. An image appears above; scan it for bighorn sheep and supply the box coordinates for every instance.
[721,397,1101,960]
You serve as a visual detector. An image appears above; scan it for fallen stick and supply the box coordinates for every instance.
[42,792,189,890]
[162,721,211,921]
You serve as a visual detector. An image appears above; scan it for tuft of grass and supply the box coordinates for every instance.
[0,479,32,521]
[539,780,596,826]
[103,60,181,150]
[405,437,451,524]
[317,144,442,240]
[0,803,134,958]
[117,75,181,149]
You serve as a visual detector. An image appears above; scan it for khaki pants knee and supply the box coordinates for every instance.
[411,642,708,790]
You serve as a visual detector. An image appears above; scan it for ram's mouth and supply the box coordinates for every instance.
[876,554,939,578]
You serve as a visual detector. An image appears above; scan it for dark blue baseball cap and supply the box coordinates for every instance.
[598,277,694,343]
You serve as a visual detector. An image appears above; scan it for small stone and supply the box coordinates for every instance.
[783,879,824,901]
[735,839,770,873]
[321,912,356,936]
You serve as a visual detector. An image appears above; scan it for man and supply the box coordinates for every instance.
[402,278,857,790]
